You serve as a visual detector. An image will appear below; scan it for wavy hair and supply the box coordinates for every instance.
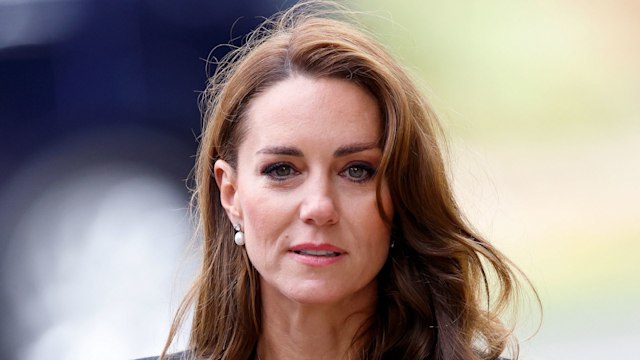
[162,1,535,359]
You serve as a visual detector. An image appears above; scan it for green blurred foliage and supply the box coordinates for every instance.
[355,0,640,143]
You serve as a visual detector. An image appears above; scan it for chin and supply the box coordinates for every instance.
[279,279,377,307]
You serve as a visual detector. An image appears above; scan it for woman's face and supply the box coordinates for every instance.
[215,75,393,306]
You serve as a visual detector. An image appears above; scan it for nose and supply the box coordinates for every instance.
[299,175,339,226]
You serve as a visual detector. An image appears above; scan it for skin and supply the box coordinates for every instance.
[215,75,393,359]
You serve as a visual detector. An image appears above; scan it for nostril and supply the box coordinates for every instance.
[300,196,339,226]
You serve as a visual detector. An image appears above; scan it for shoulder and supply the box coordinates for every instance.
[133,351,189,360]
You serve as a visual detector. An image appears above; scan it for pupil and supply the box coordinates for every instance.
[276,166,289,176]
[349,167,364,178]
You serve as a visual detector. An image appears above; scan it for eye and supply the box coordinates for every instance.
[341,163,376,183]
[347,166,367,179]
[262,162,299,180]
[273,165,292,177]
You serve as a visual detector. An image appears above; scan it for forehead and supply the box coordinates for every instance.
[242,76,382,149]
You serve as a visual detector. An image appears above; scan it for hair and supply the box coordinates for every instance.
[161,1,536,359]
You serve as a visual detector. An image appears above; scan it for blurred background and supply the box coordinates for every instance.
[0,0,638,359]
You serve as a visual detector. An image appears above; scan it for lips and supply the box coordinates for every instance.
[294,249,340,257]
[289,243,345,258]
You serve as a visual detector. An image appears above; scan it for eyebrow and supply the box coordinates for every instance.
[333,142,379,157]
[256,146,303,156]
[256,142,379,157]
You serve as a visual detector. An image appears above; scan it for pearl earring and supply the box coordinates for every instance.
[234,224,245,246]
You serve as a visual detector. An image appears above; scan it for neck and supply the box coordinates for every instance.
[257,281,377,360]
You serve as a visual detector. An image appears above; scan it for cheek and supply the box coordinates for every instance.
[347,188,392,253]
[380,182,394,220]
[238,186,293,247]
[239,191,275,272]
[370,186,393,256]
[361,185,393,234]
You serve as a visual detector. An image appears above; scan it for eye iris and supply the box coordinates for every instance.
[274,166,290,177]
[348,167,365,179]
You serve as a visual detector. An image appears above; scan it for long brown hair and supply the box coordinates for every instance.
[162,1,536,359]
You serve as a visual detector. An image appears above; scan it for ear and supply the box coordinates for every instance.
[214,159,242,223]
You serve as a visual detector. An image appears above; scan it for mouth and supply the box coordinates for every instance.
[288,243,345,266]
[289,243,346,257]
[292,249,341,257]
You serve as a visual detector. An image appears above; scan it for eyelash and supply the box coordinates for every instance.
[339,163,377,183]
[261,162,299,181]
[261,162,377,183]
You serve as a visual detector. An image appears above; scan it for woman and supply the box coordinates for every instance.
[159,1,534,359]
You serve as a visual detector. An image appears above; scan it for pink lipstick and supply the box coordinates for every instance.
[288,243,346,266]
